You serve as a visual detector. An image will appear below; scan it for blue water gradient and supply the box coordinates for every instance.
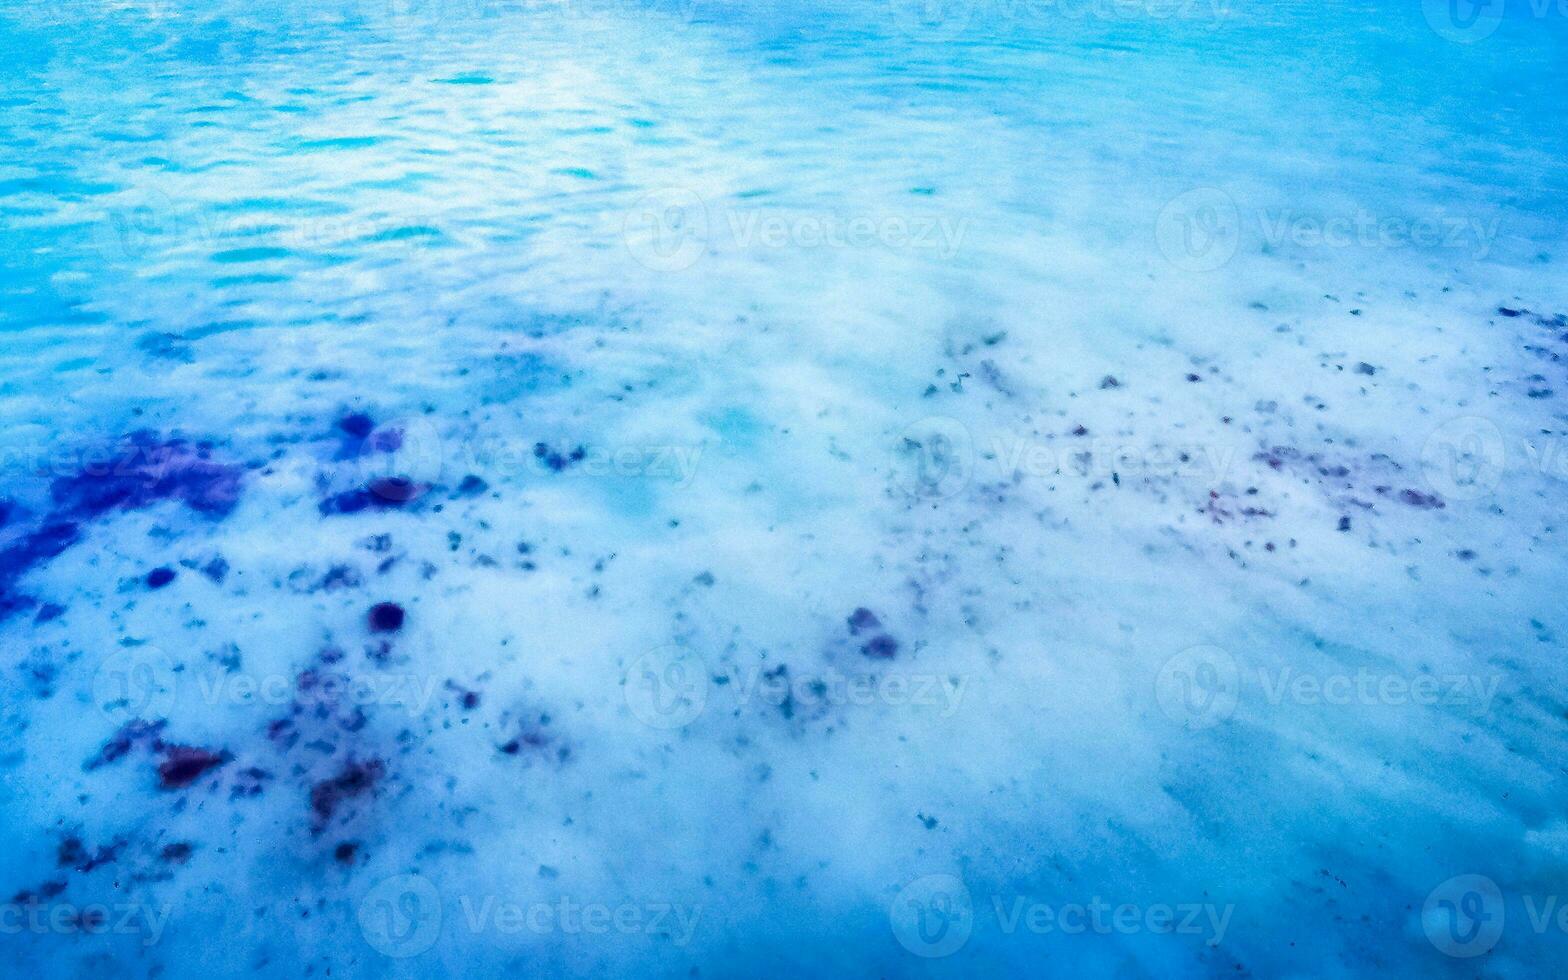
[2,0,1567,976]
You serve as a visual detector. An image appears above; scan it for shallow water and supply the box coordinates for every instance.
[2,0,1567,975]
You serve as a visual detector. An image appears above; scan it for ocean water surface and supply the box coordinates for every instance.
[2,0,1567,975]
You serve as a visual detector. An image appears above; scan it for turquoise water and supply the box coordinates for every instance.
[2,0,1567,975]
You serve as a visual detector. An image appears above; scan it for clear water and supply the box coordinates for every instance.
[2,0,1567,975]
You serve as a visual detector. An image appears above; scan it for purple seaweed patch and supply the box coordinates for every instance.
[50,431,243,520]
[310,758,385,827]
[157,746,232,790]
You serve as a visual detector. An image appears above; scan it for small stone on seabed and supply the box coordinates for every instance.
[368,602,405,632]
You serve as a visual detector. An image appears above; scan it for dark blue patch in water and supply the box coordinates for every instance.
[861,634,899,659]
[49,432,243,519]
[0,434,242,619]
[533,442,586,472]
[320,478,426,516]
[368,602,405,632]
[338,413,375,439]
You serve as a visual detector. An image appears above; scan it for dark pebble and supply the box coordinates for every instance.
[1398,489,1444,510]
[862,634,899,659]
[368,602,405,632]
[847,607,882,635]
[160,843,193,864]
[157,746,231,789]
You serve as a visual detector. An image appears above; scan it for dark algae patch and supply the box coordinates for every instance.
[534,442,586,472]
[49,431,243,519]
[310,759,385,828]
[0,432,244,617]
[847,607,899,658]
[157,747,232,789]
